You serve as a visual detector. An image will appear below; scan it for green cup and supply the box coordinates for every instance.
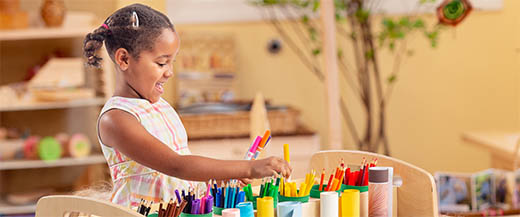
[179,212,213,217]
[342,185,368,192]
[278,192,310,203]
[213,206,224,215]
[147,213,158,217]
[310,184,343,198]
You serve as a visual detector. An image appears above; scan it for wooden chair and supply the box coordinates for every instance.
[35,195,141,217]
[310,150,439,217]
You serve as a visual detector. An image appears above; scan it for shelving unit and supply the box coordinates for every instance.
[0,201,36,215]
[0,154,106,171]
[0,14,114,215]
[0,27,91,41]
[0,97,106,112]
[0,154,106,214]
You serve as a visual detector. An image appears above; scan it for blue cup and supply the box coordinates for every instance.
[236,202,254,217]
[277,201,302,217]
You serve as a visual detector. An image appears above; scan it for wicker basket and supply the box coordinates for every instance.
[180,107,301,139]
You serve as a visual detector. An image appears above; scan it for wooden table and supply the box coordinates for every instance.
[461,131,520,171]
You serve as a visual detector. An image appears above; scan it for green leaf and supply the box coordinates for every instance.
[312,48,321,56]
[302,14,309,24]
[419,0,435,4]
[350,32,357,40]
[356,9,370,23]
[309,27,317,41]
[365,49,374,60]
[388,75,397,83]
[262,0,279,5]
[389,41,395,51]
[383,18,395,29]
[334,0,346,10]
[300,0,309,7]
[312,0,320,12]
[398,17,411,28]
[413,19,425,28]
[335,12,343,21]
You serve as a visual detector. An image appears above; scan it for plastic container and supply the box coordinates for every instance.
[251,195,278,210]
[342,185,368,192]
[213,206,224,215]
[179,212,213,217]
[310,184,343,198]
[278,193,309,203]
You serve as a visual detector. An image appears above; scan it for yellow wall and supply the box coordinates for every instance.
[92,0,520,173]
[117,0,165,12]
[173,0,520,173]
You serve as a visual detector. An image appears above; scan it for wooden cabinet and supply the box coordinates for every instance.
[0,22,113,215]
[188,134,320,179]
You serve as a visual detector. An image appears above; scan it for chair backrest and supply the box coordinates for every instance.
[310,150,439,217]
[35,195,142,217]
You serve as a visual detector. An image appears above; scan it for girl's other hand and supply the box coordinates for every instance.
[250,156,292,179]
[238,178,252,187]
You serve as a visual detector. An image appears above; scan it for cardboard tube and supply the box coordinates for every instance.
[360,191,368,217]
[341,189,360,217]
[320,191,338,217]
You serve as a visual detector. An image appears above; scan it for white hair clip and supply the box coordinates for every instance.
[132,11,139,28]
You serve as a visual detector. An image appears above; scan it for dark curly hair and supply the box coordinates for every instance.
[83,4,175,67]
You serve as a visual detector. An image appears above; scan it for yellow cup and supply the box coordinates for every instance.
[257,196,274,217]
[341,189,360,217]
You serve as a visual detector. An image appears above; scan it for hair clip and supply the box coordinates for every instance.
[102,24,109,30]
[132,11,139,28]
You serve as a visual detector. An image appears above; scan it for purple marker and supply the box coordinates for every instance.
[191,199,200,214]
[205,195,214,214]
[175,189,182,203]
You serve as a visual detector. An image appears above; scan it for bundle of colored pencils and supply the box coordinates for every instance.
[137,199,153,216]
[209,179,246,209]
[154,186,212,216]
[318,158,378,191]
[243,177,279,201]
[280,170,316,197]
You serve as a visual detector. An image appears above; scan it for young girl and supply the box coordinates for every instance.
[83,4,292,208]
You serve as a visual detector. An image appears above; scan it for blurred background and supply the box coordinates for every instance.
[0,0,518,215]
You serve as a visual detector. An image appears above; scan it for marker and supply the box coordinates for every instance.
[283,144,290,163]
[244,136,262,160]
[253,130,271,159]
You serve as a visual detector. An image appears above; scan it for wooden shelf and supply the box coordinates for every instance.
[0,201,36,215]
[0,27,92,41]
[0,154,106,170]
[0,97,106,112]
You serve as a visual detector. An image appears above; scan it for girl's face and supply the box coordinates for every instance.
[126,28,179,103]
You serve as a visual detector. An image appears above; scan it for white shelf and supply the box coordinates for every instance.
[0,201,36,215]
[0,154,106,170]
[0,27,92,41]
[0,97,106,112]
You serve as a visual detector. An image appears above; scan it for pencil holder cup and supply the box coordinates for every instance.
[310,184,343,198]
[179,212,213,217]
[342,185,368,193]
[146,213,158,217]
[213,206,224,215]
[251,195,278,210]
[278,192,310,203]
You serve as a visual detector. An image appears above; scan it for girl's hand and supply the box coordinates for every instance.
[238,178,252,187]
[249,156,292,179]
